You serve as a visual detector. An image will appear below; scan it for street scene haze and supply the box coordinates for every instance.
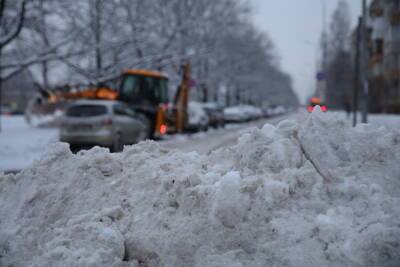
[1,0,400,266]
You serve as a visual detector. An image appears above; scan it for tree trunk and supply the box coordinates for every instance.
[94,0,102,84]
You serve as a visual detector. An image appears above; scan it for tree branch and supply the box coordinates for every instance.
[0,0,26,48]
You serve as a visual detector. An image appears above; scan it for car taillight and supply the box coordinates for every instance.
[159,124,167,135]
[102,118,113,126]
[161,103,170,110]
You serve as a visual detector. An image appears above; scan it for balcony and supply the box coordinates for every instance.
[385,68,400,81]
[370,54,385,76]
[371,17,387,39]
[370,0,384,17]
[369,53,384,67]
[371,7,384,17]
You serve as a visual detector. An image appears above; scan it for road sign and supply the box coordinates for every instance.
[316,72,326,81]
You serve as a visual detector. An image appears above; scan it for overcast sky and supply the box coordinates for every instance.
[250,0,362,103]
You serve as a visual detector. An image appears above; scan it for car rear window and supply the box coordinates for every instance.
[66,105,108,117]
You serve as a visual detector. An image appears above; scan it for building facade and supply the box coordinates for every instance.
[368,0,400,113]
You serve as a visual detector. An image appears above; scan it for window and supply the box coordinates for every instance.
[114,105,128,117]
[120,75,139,101]
[123,105,136,117]
[66,105,108,117]
[376,39,384,55]
[113,104,135,117]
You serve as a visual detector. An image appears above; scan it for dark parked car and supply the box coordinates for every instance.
[200,102,225,128]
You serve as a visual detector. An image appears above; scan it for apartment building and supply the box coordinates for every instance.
[368,0,400,113]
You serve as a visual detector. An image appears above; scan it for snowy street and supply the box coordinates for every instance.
[0,114,297,173]
[1,112,398,173]
[161,114,298,154]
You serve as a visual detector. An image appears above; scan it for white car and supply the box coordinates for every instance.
[60,100,148,152]
[187,102,209,131]
[224,106,247,123]
[267,105,287,116]
[239,105,263,120]
[224,105,263,123]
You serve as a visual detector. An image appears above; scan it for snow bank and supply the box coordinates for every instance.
[1,109,400,267]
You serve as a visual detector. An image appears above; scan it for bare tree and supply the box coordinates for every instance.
[325,0,353,111]
[0,0,26,131]
[1,0,298,109]
[0,0,26,48]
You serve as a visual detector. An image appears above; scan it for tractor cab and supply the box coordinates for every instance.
[118,70,169,115]
[118,65,192,137]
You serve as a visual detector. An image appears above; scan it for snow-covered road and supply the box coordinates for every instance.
[1,111,398,173]
[160,115,296,154]
[0,114,296,172]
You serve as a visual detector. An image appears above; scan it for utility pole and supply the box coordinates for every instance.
[0,47,2,133]
[353,17,362,127]
[318,0,328,103]
[361,0,369,123]
[322,0,327,73]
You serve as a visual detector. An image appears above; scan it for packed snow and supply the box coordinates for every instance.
[0,109,400,266]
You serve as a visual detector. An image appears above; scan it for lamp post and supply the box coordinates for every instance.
[361,0,369,123]
[0,48,2,133]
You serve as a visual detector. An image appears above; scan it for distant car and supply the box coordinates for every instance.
[223,105,263,123]
[60,100,149,152]
[265,105,287,116]
[224,106,247,123]
[239,105,263,120]
[307,97,327,113]
[187,102,209,131]
[199,102,225,128]
[0,106,12,116]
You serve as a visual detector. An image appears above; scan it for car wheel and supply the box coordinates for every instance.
[112,133,123,152]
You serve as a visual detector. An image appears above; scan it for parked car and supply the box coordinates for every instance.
[187,102,210,132]
[60,100,149,152]
[0,106,12,115]
[239,105,263,120]
[199,102,225,128]
[224,106,247,123]
[264,105,288,116]
[223,105,263,123]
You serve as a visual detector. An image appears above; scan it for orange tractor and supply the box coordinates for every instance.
[26,63,193,138]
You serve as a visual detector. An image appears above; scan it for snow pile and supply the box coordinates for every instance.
[1,109,400,267]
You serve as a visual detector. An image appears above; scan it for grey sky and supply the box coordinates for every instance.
[251,0,362,103]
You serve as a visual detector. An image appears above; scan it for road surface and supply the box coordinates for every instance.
[160,114,293,154]
[0,114,295,173]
